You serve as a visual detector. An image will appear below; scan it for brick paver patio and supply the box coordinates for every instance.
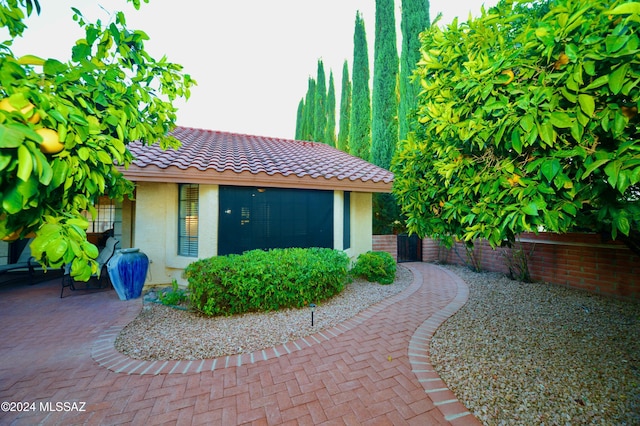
[0,263,481,425]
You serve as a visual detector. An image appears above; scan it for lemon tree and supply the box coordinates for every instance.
[392,0,640,255]
[0,0,194,280]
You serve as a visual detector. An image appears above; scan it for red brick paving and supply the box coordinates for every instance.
[0,263,482,425]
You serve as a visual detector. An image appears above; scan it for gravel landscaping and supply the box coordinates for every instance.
[432,264,640,426]
[115,262,640,425]
[115,265,413,361]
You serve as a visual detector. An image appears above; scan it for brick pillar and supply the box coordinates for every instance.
[372,235,398,262]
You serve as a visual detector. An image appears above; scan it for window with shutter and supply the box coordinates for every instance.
[178,184,199,257]
[343,192,351,250]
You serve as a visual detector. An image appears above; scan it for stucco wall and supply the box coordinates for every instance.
[348,192,373,259]
[132,181,172,285]
[132,182,220,286]
[131,184,375,287]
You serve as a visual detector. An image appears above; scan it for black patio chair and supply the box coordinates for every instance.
[60,237,120,298]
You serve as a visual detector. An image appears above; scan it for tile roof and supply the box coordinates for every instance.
[122,127,393,192]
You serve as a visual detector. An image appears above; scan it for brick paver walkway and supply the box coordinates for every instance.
[0,263,481,425]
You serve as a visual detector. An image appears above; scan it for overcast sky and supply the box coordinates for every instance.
[7,0,497,139]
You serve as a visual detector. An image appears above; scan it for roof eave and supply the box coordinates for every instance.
[120,165,394,193]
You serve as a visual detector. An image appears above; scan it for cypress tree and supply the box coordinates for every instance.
[295,98,305,140]
[349,12,372,161]
[371,0,399,169]
[314,60,327,142]
[337,60,352,153]
[325,71,337,147]
[301,77,316,141]
[399,0,430,142]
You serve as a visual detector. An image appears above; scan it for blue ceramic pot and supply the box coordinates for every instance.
[107,248,149,300]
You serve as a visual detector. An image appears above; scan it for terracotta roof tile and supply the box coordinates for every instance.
[124,127,394,192]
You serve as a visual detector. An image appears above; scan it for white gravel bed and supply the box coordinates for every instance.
[115,265,412,361]
[432,264,640,426]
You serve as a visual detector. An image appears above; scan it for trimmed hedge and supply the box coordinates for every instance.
[185,247,349,316]
[351,251,397,284]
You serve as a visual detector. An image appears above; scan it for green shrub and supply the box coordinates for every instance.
[351,251,397,285]
[185,247,349,316]
[157,280,187,306]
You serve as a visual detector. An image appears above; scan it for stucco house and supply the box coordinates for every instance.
[112,126,394,286]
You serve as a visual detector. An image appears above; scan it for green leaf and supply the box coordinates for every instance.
[584,75,608,90]
[43,58,68,75]
[69,113,89,126]
[511,129,523,154]
[78,147,90,161]
[583,61,596,76]
[82,241,99,259]
[16,176,38,200]
[96,150,112,164]
[50,159,69,188]
[47,238,69,263]
[0,153,10,171]
[581,158,611,179]
[17,145,32,181]
[520,114,535,132]
[47,109,67,125]
[538,121,555,146]
[606,35,629,54]
[544,210,560,231]
[578,94,595,117]
[570,121,583,141]
[541,159,562,182]
[614,215,630,236]
[537,184,557,195]
[605,2,640,15]
[0,124,25,148]
[616,170,631,194]
[522,202,539,216]
[613,111,627,136]
[2,188,23,214]
[34,151,53,185]
[604,160,622,188]
[561,87,577,103]
[608,64,628,95]
[550,112,573,128]
[71,41,92,62]
[561,202,577,216]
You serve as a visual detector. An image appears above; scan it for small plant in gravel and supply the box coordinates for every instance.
[351,251,397,285]
[185,247,350,316]
[502,240,534,283]
[157,280,187,307]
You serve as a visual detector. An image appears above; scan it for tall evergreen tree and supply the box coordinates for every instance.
[371,0,399,169]
[338,60,352,153]
[295,98,305,140]
[301,77,316,141]
[314,60,327,142]
[325,71,337,147]
[399,0,430,142]
[349,12,372,161]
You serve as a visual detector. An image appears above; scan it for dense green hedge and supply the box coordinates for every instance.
[351,251,397,285]
[185,247,350,316]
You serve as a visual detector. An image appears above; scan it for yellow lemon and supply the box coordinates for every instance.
[36,128,64,154]
[0,98,41,123]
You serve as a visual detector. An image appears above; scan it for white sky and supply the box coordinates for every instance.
[7,0,497,140]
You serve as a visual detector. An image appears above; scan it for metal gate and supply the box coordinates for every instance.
[397,234,422,263]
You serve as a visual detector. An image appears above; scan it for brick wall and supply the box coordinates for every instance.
[372,235,397,261]
[373,233,639,300]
